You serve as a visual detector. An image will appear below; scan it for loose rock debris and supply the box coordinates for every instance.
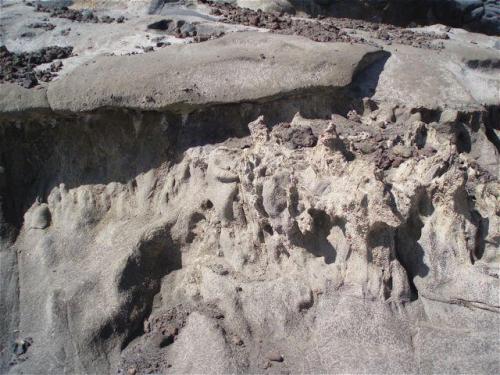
[0,46,73,88]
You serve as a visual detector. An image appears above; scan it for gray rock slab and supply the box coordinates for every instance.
[46,32,385,112]
[0,84,49,114]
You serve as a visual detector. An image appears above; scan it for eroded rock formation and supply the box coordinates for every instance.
[0,1,499,374]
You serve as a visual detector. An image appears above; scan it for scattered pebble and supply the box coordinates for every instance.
[232,335,243,346]
[208,263,229,276]
[267,351,284,362]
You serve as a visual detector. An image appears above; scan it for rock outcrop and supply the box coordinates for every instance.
[206,0,500,35]
[0,1,499,374]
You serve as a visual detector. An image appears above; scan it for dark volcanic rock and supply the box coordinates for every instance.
[202,0,448,49]
[28,22,56,31]
[148,19,175,31]
[431,0,500,35]
[33,3,124,24]
[0,45,72,88]
[203,0,499,36]
[272,123,318,149]
[150,19,196,37]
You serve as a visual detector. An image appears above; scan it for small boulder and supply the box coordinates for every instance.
[392,145,412,158]
[12,337,33,356]
[31,204,51,229]
[147,19,174,31]
[440,109,459,124]
[267,351,284,362]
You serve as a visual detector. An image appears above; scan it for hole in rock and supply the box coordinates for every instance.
[291,208,336,264]
[455,127,472,153]
[262,223,274,236]
[471,210,489,264]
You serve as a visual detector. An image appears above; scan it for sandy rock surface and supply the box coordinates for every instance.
[0,1,499,374]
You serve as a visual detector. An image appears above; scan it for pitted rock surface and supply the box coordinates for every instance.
[0,1,499,374]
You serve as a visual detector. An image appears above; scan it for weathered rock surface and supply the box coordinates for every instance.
[46,32,384,111]
[0,1,499,375]
[1,98,498,374]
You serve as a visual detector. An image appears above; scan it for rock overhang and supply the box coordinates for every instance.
[0,32,387,114]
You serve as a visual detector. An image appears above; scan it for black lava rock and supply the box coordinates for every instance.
[0,46,73,88]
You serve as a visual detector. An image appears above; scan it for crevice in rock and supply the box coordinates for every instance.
[262,223,274,236]
[291,208,336,264]
[455,123,472,153]
[186,212,206,243]
[366,222,397,300]
[411,107,441,124]
[484,104,500,153]
[118,226,182,350]
[470,209,488,263]
[394,189,433,301]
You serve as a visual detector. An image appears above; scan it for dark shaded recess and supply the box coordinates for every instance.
[394,189,432,301]
[186,212,206,243]
[263,223,274,236]
[116,227,182,350]
[0,110,178,230]
[484,104,500,153]
[346,51,391,111]
[290,208,336,264]
[411,107,441,123]
[366,222,397,300]
[366,222,394,261]
[344,51,391,114]
[454,122,472,153]
[452,181,491,265]
[147,19,173,31]
[292,0,430,26]
[159,334,174,347]
[470,209,488,263]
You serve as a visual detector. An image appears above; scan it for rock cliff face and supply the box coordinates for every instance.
[1,1,499,374]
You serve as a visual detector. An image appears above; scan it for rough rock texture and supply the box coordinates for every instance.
[205,1,449,49]
[1,98,498,375]
[215,0,500,35]
[0,1,499,375]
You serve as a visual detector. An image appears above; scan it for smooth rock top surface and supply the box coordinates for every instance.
[0,84,49,114]
[46,32,383,112]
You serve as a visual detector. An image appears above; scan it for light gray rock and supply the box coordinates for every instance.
[30,204,51,230]
[0,2,499,375]
[46,32,385,111]
[0,84,49,114]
